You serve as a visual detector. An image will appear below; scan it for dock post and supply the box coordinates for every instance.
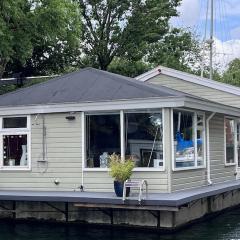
[65,202,68,222]
[207,197,212,213]
[110,208,113,225]
[157,211,160,228]
[12,201,16,219]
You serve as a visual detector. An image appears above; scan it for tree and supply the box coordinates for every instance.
[146,28,202,73]
[79,0,181,70]
[108,58,151,77]
[221,58,240,87]
[0,0,81,78]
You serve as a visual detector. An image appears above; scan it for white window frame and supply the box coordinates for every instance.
[0,115,31,171]
[83,109,165,172]
[224,116,237,166]
[171,108,206,171]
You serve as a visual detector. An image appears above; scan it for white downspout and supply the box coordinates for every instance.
[206,112,216,185]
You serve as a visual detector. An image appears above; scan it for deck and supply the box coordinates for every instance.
[0,180,239,209]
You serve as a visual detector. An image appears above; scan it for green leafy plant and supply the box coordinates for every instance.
[109,153,135,182]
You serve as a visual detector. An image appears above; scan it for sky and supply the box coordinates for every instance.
[171,0,240,71]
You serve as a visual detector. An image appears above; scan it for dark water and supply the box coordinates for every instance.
[1,208,240,240]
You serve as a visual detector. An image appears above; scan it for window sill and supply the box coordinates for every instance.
[172,166,206,172]
[0,167,31,171]
[225,163,236,167]
[83,167,165,172]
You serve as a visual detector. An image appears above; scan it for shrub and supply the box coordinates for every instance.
[109,153,135,182]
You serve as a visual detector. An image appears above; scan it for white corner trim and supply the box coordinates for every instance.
[136,65,240,97]
[135,67,162,81]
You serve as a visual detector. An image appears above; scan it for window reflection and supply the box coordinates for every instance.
[86,114,120,168]
[125,112,163,168]
[225,118,235,164]
[173,110,205,168]
[3,135,28,166]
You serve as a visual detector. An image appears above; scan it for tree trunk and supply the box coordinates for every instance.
[98,55,111,71]
[0,60,8,79]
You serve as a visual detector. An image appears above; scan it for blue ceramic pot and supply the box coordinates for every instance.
[114,181,130,197]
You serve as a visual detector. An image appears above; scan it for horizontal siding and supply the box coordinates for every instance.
[148,75,240,108]
[172,113,236,192]
[209,114,235,183]
[0,113,83,191]
[0,112,169,193]
[148,75,238,190]
[172,169,206,191]
[83,171,168,193]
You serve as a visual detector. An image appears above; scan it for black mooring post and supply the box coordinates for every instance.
[110,208,113,225]
[65,202,69,222]
[157,211,160,228]
[12,201,16,219]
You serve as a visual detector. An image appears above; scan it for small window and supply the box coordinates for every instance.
[225,118,236,165]
[3,134,28,166]
[0,116,30,170]
[3,117,27,129]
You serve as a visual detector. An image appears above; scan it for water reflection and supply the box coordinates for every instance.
[1,208,240,240]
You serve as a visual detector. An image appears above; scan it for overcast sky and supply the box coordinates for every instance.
[171,0,240,70]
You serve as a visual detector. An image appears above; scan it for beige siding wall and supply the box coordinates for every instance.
[0,112,170,193]
[172,169,206,191]
[0,110,233,193]
[147,75,237,190]
[171,112,236,191]
[209,114,235,183]
[83,108,171,193]
[148,75,240,108]
[0,113,83,191]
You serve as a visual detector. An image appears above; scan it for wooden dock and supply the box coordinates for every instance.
[0,180,239,229]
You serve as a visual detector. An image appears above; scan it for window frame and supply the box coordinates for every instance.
[224,116,237,167]
[83,109,165,172]
[171,108,206,171]
[0,115,31,171]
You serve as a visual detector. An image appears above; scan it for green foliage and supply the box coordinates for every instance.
[79,0,181,70]
[109,153,135,182]
[108,58,151,78]
[221,58,240,87]
[0,77,52,95]
[147,28,202,73]
[0,0,81,77]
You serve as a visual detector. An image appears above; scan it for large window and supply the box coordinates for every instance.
[0,116,30,169]
[86,113,120,168]
[173,109,205,169]
[225,117,236,165]
[85,110,164,169]
[125,111,163,168]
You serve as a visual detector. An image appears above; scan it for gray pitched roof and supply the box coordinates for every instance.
[0,68,188,107]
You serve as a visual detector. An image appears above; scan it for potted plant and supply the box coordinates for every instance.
[109,153,135,197]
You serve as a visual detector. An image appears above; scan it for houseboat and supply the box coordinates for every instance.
[0,67,240,229]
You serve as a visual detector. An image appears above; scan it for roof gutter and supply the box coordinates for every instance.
[206,112,216,185]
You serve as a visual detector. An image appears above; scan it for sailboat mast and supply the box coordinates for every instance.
[209,0,214,80]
